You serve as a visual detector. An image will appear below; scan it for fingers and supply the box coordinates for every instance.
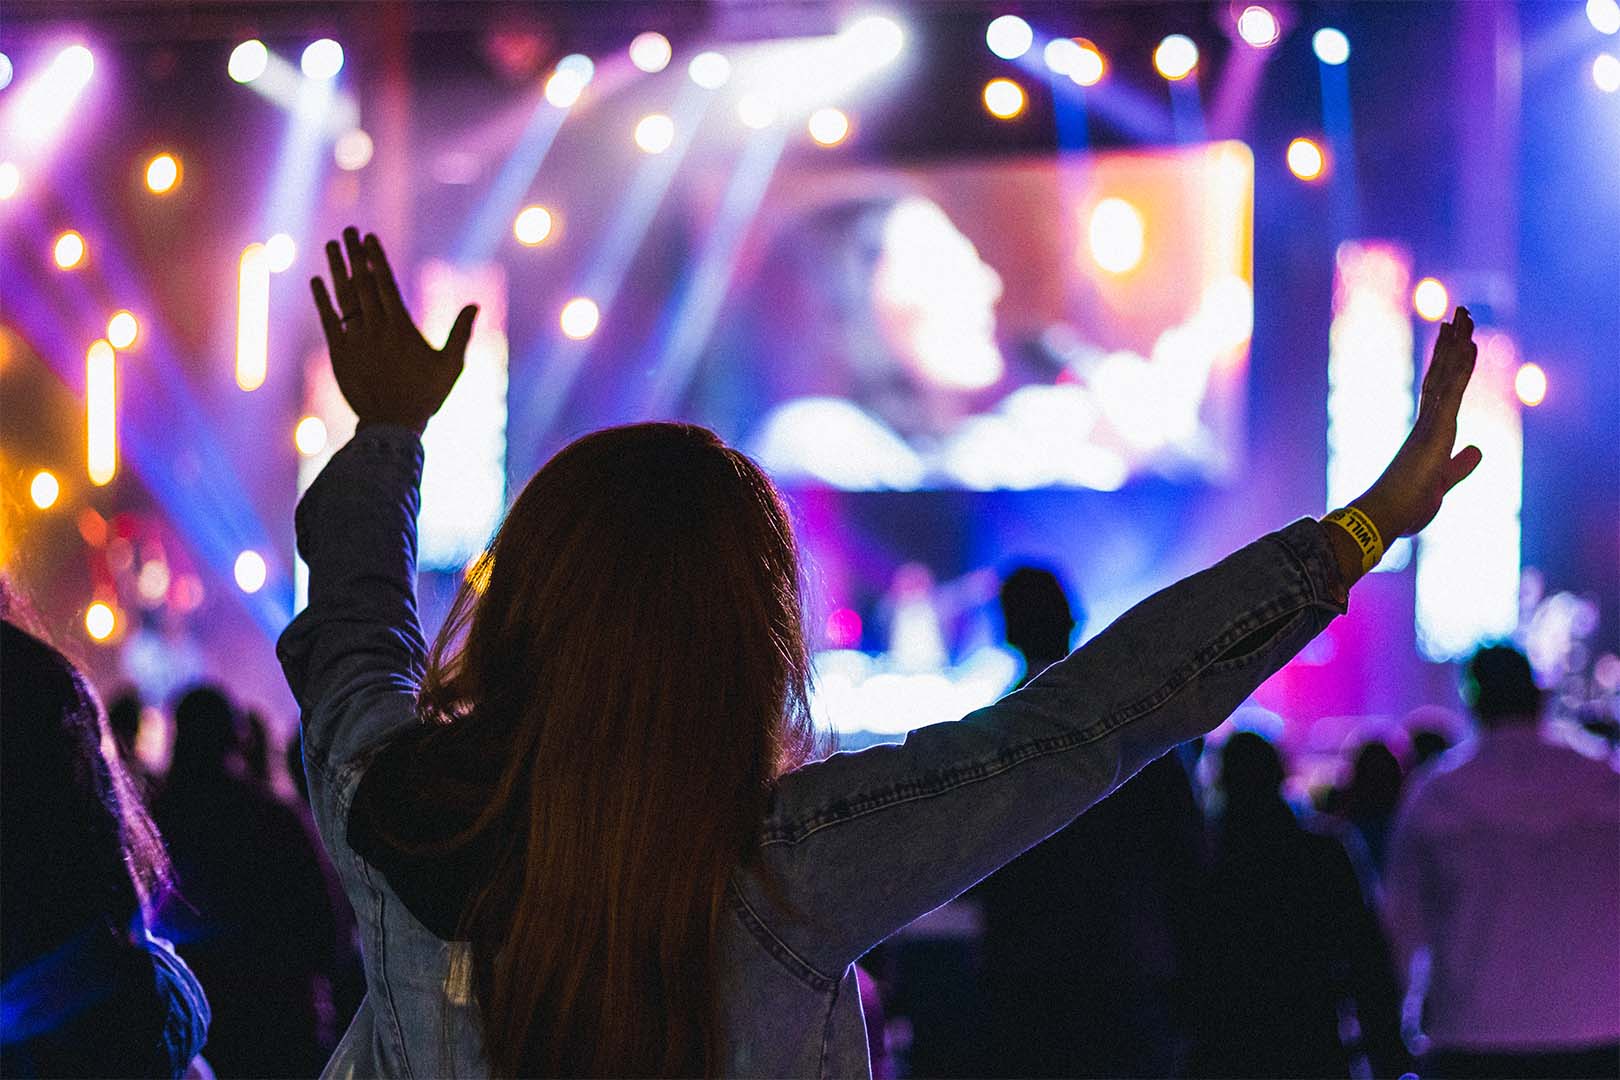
[343,226,383,325]
[443,304,478,360]
[325,240,358,318]
[1419,307,1478,424]
[1444,445,1483,492]
[364,234,410,321]
[310,276,343,344]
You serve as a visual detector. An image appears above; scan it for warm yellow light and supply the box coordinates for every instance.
[294,415,328,456]
[30,470,60,509]
[87,339,116,486]
[807,107,851,147]
[1071,41,1107,86]
[85,601,116,641]
[234,550,267,594]
[513,205,553,246]
[236,243,270,391]
[107,310,138,349]
[982,78,1027,119]
[1412,277,1449,322]
[145,153,180,194]
[1154,34,1199,80]
[1286,137,1326,181]
[54,230,86,270]
[1088,197,1146,274]
[559,297,601,340]
[1515,362,1547,407]
[634,113,676,154]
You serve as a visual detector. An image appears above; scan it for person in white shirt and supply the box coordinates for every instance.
[1383,644,1620,1079]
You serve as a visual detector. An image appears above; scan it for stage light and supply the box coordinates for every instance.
[229,40,269,83]
[1154,35,1199,80]
[301,39,344,81]
[985,15,1033,60]
[54,230,86,270]
[236,243,270,391]
[334,129,373,170]
[87,340,116,486]
[1515,362,1547,407]
[1286,137,1326,180]
[1071,40,1106,86]
[1595,53,1620,92]
[1044,37,1082,75]
[107,310,138,349]
[982,78,1026,120]
[144,152,180,194]
[629,31,672,73]
[1413,277,1449,321]
[0,52,11,91]
[808,107,851,146]
[634,112,676,154]
[234,550,267,594]
[1237,6,1281,48]
[0,162,19,200]
[845,14,905,66]
[11,45,95,155]
[688,51,730,89]
[559,297,601,340]
[1087,197,1145,274]
[1589,0,1620,35]
[545,54,594,107]
[737,94,776,129]
[1313,28,1350,65]
[265,233,297,273]
[513,205,553,245]
[294,415,328,456]
[85,602,115,641]
[30,470,60,510]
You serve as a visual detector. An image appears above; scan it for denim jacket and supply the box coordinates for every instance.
[278,425,1346,1079]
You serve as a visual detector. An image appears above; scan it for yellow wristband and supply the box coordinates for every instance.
[1323,507,1385,574]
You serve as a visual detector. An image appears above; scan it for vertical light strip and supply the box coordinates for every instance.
[236,242,270,390]
[86,338,116,485]
[1415,329,1522,660]
[1327,241,1415,570]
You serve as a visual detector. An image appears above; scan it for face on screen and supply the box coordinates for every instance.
[691,142,1254,492]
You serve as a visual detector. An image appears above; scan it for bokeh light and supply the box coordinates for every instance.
[1589,0,1620,35]
[1154,35,1199,80]
[688,51,730,89]
[85,602,116,641]
[30,470,60,510]
[0,162,20,200]
[228,40,269,83]
[107,310,139,349]
[629,31,673,73]
[1088,197,1146,274]
[982,78,1026,119]
[234,550,267,594]
[634,112,676,154]
[545,54,594,107]
[985,15,1034,60]
[265,233,297,273]
[1515,362,1548,407]
[1071,40,1107,86]
[295,415,328,456]
[1043,37,1082,75]
[1595,53,1620,92]
[559,297,601,340]
[145,152,180,194]
[513,204,554,245]
[845,15,905,66]
[1313,28,1350,65]
[737,94,776,129]
[1237,6,1281,48]
[334,129,374,170]
[808,107,851,146]
[0,52,12,91]
[87,340,117,485]
[1286,137,1326,180]
[301,38,344,80]
[1413,277,1449,322]
[54,230,86,270]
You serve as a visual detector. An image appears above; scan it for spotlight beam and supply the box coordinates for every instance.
[456,97,569,264]
[1316,52,1362,240]
[1014,48,1173,143]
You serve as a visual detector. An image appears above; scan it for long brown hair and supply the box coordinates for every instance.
[415,423,816,1076]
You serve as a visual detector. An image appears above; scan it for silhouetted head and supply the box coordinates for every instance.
[998,565,1077,668]
[417,422,817,1077]
[1463,643,1541,727]
[167,685,240,787]
[1217,730,1286,810]
[1345,741,1403,818]
[106,691,143,761]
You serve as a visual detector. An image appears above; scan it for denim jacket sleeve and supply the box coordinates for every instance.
[737,520,1346,980]
[276,424,427,832]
